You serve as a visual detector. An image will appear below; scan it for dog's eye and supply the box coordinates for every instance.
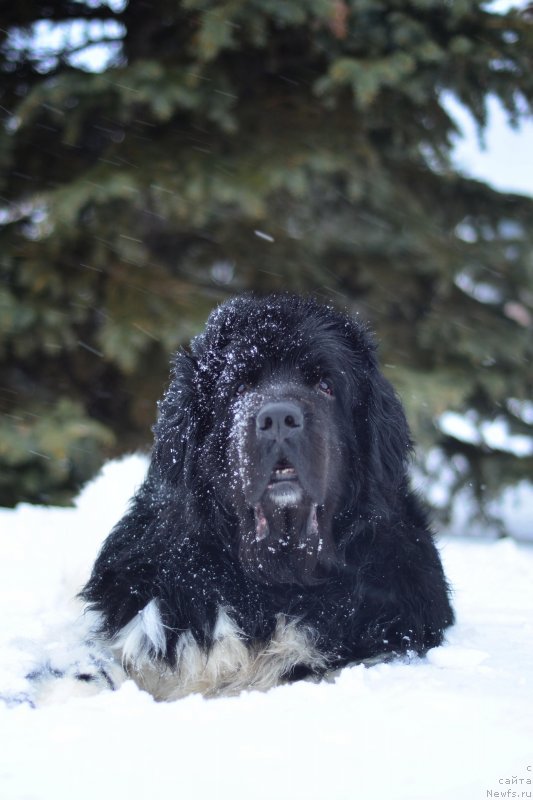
[318,378,333,396]
[235,383,247,396]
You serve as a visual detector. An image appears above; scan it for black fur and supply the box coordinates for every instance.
[82,294,454,680]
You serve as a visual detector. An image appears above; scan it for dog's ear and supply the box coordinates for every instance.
[365,355,413,503]
[151,351,198,484]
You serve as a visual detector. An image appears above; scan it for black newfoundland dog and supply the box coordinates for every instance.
[81,294,454,700]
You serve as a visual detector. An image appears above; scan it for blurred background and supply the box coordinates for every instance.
[0,0,531,537]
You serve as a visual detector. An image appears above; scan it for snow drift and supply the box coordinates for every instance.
[0,455,532,800]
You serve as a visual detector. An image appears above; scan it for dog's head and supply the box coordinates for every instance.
[153,294,412,586]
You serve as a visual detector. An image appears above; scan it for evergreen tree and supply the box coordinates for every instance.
[1,0,532,526]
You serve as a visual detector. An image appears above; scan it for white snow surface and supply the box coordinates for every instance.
[1,455,532,800]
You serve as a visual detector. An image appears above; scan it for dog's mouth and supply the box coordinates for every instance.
[267,460,298,488]
[253,460,309,541]
[265,460,303,507]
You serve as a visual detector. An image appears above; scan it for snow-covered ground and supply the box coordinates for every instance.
[0,455,532,800]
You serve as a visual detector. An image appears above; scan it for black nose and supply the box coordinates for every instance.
[256,401,304,441]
